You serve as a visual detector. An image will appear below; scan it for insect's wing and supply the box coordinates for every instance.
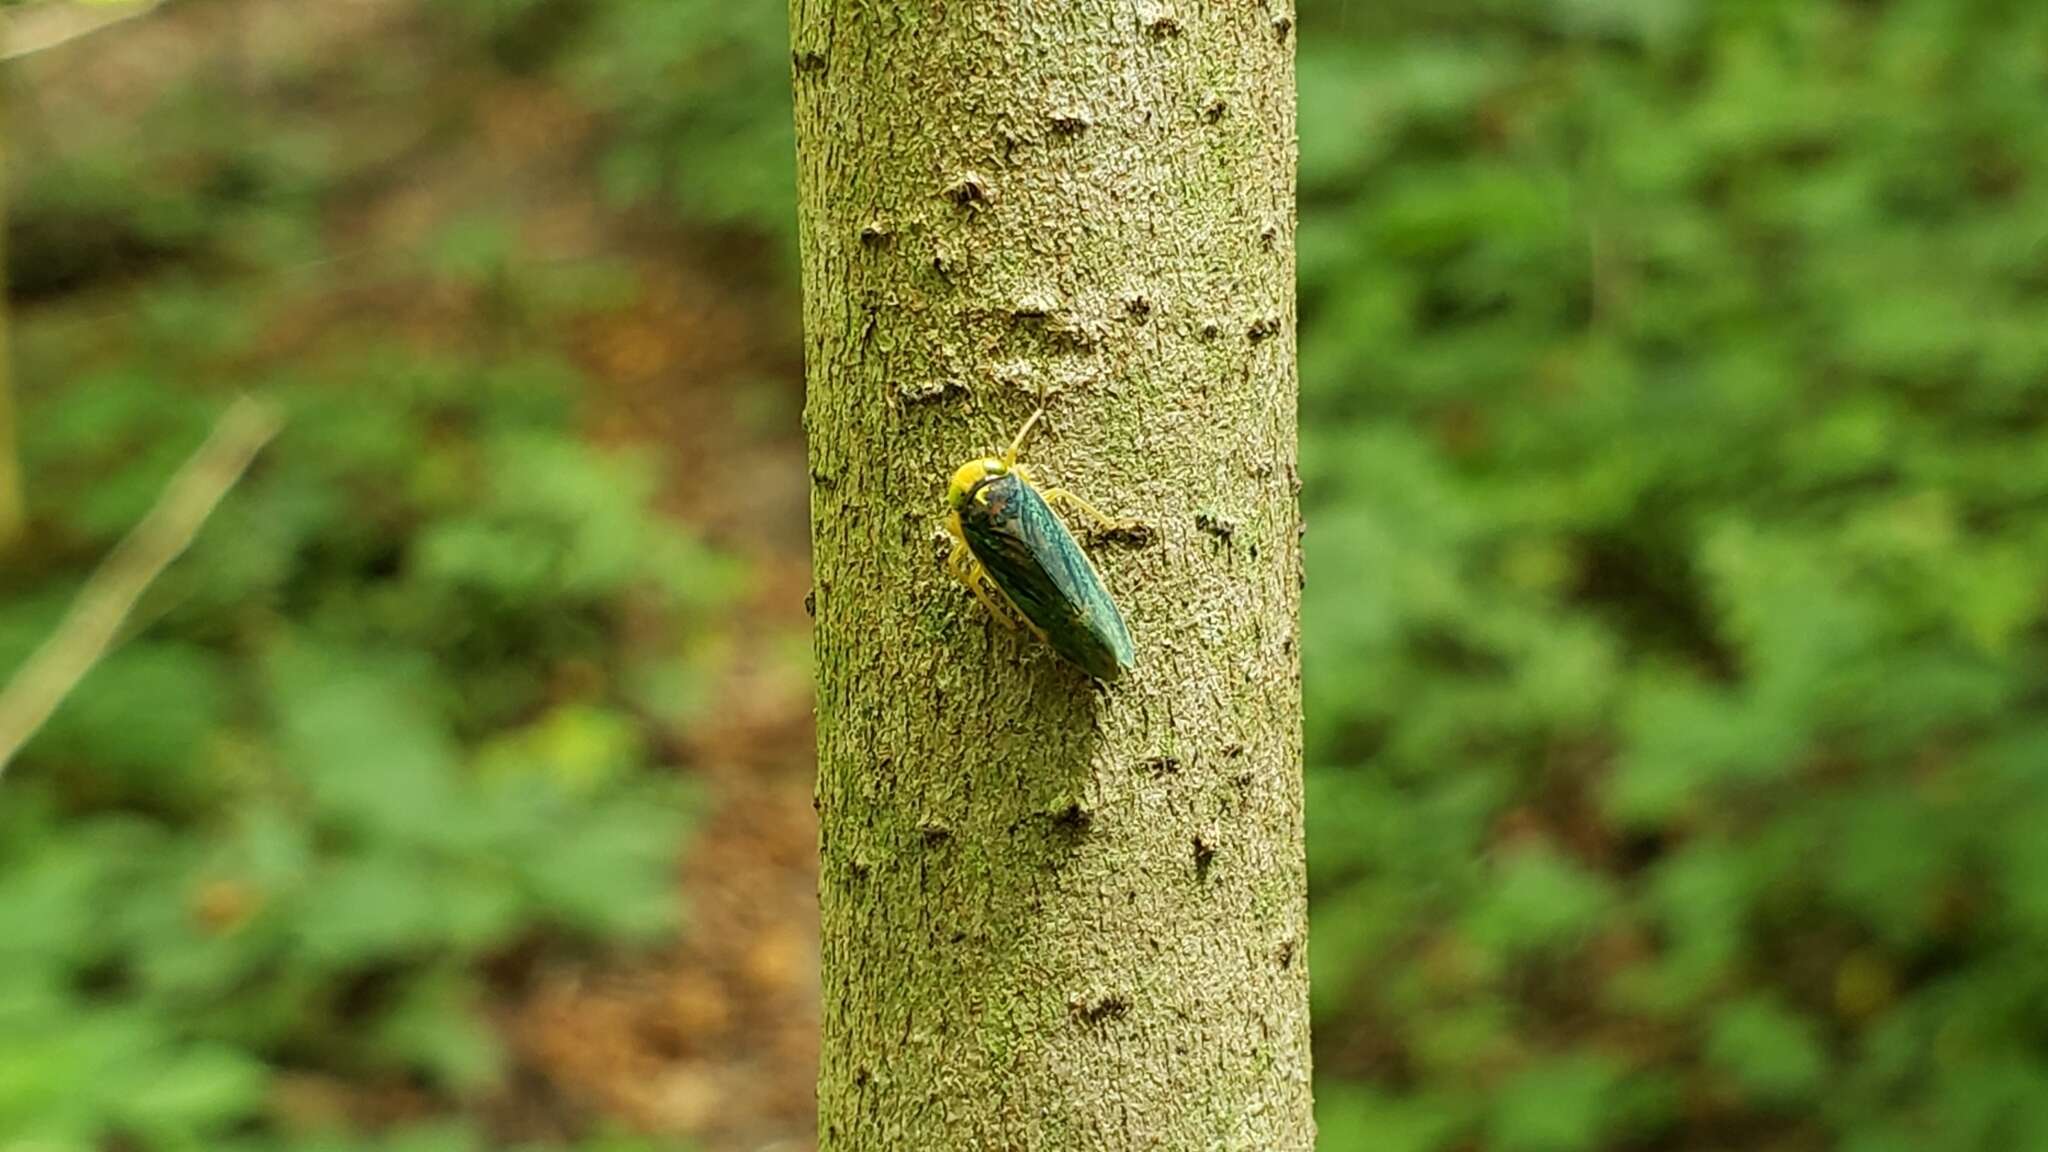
[961,474,1135,680]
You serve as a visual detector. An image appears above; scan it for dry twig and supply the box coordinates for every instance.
[1,0,164,61]
[0,394,281,779]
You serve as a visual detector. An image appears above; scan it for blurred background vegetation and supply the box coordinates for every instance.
[3,1,2046,1150]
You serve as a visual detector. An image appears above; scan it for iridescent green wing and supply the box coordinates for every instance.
[960,472,1134,681]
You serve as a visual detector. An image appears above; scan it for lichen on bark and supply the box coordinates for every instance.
[792,1,1309,1147]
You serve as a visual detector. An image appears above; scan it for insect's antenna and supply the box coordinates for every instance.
[1002,409,1045,468]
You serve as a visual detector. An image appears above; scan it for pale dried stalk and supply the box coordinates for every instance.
[0,395,280,778]
[1,0,163,61]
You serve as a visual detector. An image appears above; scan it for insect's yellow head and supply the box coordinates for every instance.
[947,457,1006,510]
[947,410,1045,510]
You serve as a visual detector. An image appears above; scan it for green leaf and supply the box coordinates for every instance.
[295,850,447,965]
[28,641,230,783]
[119,1045,269,1134]
[373,970,504,1092]
[1316,1084,1468,1152]
[270,646,461,844]
[1607,677,1803,828]
[1705,996,1828,1106]
[1490,1057,1623,1152]
[1464,849,1616,959]
[516,790,687,941]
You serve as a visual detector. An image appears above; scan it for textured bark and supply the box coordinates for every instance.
[792,2,1307,1148]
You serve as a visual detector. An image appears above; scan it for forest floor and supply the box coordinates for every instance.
[21,1,823,1148]
[527,178,820,1152]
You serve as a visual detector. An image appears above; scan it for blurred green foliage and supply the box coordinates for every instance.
[427,0,795,245]
[1,8,729,1148]
[1,360,721,1149]
[1298,1,2048,1149]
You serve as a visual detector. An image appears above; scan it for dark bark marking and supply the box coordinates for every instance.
[1051,110,1093,135]
[1196,510,1239,541]
[898,378,967,407]
[946,171,992,207]
[1088,520,1156,548]
[1073,992,1131,1023]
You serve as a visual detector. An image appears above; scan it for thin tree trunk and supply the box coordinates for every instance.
[0,57,21,548]
[0,4,175,553]
[793,1,1308,1147]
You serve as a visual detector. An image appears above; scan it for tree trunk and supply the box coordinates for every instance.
[0,57,21,548]
[792,2,1308,1148]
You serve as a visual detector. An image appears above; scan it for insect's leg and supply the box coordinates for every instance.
[967,566,1020,630]
[945,516,1020,628]
[1043,487,1137,535]
[946,538,974,586]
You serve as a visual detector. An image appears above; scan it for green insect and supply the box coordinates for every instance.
[944,410,1136,681]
